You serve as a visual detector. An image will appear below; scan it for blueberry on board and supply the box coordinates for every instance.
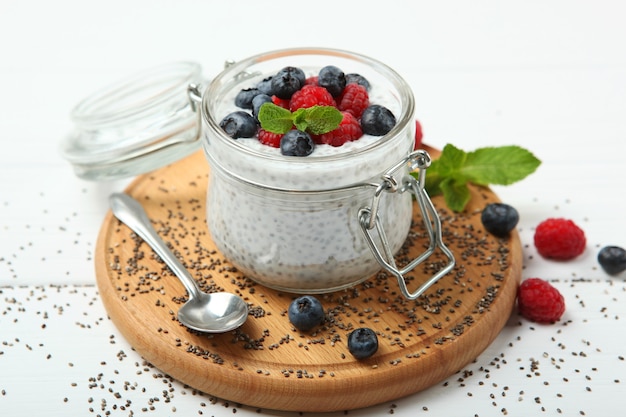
[252,94,273,120]
[271,67,304,99]
[280,130,315,157]
[480,203,519,237]
[219,111,258,139]
[288,295,325,332]
[597,245,626,275]
[345,73,370,91]
[318,65,346,97]
[348,328,378,359]
[360,105,396,136]
[256,76,274,95]
[235,88,262,110]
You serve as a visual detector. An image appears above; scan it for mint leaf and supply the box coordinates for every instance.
[258,103,293,133]
[461,145,541,185]
[439,178,471,212]
[416,144,541,212]
[292,108,309,132]
[304,106,343,135]
[257,103,343,135]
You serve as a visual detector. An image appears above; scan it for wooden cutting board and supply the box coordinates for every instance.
[94,146,522,412]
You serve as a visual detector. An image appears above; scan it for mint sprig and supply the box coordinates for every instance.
[415,144,541,212]
[258,103,342,135]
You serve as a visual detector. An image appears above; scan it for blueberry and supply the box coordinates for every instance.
[256,76,274,95]
[480,203,519,237]
[219,111,258,139]
[235,88,262,109]
[345,73,370,91]
[597,245,626,275]
[347,328,378,359]
[360,105,396,136]
[271,67,304,99]
[318,65,346,97]
[252,94,273,120]
[288,295,325,332]
[280,130,315,157]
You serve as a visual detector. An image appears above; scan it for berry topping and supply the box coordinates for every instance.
[219,111,258,139]
[345,73,370,91]
[517,278,565,323]
[271,95,290,109]
[280,129,315,157]
[258,128,283,148]
[481,203,519,237]
[271,66,305,99]
[224,63,400,154]
[414,119,423,150]
[318,65,346,97]
[235,88,262,110]
[347,328,378,359]
[360,104,396,136]
[256,76,274,95]
[288,295,325,332]
[317,111,362,147]
[337,83,369,118]
[289,85,336,112]
[251,94,273,120]
[597,245,626,275]
[534,218,586,260]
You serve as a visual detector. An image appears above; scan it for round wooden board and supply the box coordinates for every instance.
[95,146,522,412]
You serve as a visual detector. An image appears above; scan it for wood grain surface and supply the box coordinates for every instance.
[94,146,522,412]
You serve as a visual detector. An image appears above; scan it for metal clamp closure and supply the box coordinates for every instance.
[359,150,455,300]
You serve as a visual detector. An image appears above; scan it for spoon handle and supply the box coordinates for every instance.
[109,193,201,299]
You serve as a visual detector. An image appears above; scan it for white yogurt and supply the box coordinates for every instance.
[201,48,416,293]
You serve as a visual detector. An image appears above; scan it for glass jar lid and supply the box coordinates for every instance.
[61,62,204,180]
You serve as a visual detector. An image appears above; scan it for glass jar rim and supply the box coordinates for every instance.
[71,61,201,126]
[202,47,415,167]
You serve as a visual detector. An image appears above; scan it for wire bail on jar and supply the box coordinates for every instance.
[359,150,455,300]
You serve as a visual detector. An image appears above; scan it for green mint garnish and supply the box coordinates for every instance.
[258,103,342,135]
[257,103,293,134]
[416,144,541,212]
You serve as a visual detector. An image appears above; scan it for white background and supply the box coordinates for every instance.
[1,1,625,416]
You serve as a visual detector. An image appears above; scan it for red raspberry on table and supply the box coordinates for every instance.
[414,119,423,150]
[517,278,565,323]
[258,129,283,148]
[317,111,362,147]
[289,85,336,112]
[534,218,586,260]
[337,83,369,118]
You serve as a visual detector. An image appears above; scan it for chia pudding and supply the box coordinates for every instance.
[201,48,416,293]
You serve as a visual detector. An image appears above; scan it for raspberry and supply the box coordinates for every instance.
[414,119,423,150]
[534,218,586,260]
[289,85,336,112]
[337,83,369,118]
[517,278,565,323]
[258,129,283,148]
[304,76,318,86]
[317,112,362,147]
[271,95,290,109]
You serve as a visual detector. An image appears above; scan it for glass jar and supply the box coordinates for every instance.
[63,48,454,299]
[200,48,453,295]
[62,62,204,180]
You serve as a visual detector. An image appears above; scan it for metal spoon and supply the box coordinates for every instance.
[109,192,248,333]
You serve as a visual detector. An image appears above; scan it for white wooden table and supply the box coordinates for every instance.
[1,1,625,415]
